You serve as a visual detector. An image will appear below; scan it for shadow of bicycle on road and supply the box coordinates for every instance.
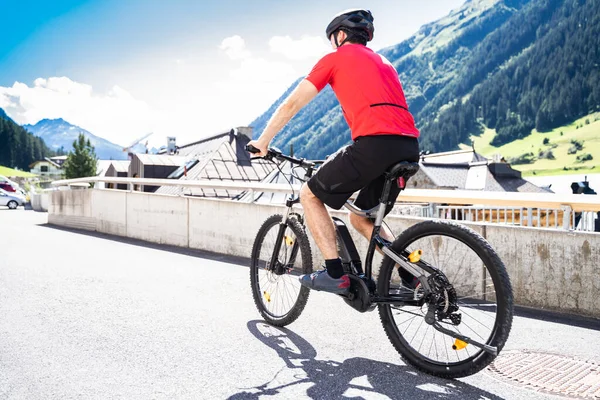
[228,320,503,399]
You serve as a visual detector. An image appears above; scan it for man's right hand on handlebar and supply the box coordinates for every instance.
[247,140,269,157]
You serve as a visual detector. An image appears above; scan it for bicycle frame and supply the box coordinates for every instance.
[271,164,437,306]
[341,175,440,303]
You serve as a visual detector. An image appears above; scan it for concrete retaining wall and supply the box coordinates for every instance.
[49,189,600,318]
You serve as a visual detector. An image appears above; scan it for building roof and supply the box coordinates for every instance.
[235,161,305,204]
[417,149,550,193]
[29,158,61,169]
[96,160,113,177]
[110,160,131,173]
[419,164,469,189]
[134,154,187,166]
[419,148,487,166]
[155,128,274,198]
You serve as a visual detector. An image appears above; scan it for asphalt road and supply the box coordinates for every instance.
[1,209,599,399]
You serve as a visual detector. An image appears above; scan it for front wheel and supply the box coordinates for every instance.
[377,220,513,378]
[7,200,18,210]
[250,214,313,326]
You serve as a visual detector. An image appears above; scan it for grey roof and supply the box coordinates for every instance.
[96,160,113,177]
[420,149,487,165]
[235,161,305,204]
[43,157,61,168]
[419,164,469,189]
[135,154,187,166]
[110,160,130,173]
[486,173,553,193]
[419,159,549,193]
[155,129,274,198]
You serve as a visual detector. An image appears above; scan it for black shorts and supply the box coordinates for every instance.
[307,135,419,213]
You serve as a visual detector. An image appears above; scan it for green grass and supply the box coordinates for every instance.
[0,165,37,178]
[459,113,600,177]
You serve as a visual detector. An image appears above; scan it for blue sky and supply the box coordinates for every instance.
[0,0,464,147]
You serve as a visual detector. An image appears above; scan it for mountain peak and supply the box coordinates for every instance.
[24,118,128,160]
[37,117,68,125]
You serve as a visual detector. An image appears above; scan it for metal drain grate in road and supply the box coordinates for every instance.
[488,351,600,399]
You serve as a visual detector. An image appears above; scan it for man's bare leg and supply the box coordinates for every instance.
[300,183,339,259]
[349,212,394,245]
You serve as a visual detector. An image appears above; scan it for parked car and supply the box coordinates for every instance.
[0,181,18,192]
[0,188,25,209]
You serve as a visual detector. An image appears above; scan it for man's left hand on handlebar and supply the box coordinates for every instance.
[247,140,269,157]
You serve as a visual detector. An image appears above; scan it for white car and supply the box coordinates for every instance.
[0,188,25,209]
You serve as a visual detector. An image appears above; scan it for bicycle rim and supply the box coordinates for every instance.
[380,224,511,368]
[253,220,306,321]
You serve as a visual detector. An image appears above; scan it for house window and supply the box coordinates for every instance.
[41,165,49,172]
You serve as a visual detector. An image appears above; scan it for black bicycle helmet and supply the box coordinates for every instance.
[326,9,374,42]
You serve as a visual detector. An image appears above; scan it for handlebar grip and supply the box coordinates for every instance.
[246,144,261,154]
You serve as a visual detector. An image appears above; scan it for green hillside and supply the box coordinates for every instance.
[462,113,600,176]
[0,165,37,178]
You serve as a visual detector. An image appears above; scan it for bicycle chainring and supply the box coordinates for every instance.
[342,275,376,313]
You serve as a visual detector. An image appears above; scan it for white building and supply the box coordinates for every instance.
[29,157,63,181]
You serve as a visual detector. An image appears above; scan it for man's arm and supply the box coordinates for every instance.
[248,79,319,156]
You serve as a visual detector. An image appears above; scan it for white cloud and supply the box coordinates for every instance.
[219,35,251,60]
[213,56,298,135]
[0,77,156,146]
[230,58,296,83]
[269,35,331,60]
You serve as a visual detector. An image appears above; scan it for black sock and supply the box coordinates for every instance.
[325,258,344,279]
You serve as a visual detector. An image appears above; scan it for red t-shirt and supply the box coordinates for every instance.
[306,44,419,141]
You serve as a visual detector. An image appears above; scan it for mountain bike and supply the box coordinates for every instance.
[246,145,513,379]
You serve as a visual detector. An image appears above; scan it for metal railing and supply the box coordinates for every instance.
[51,176,600,232]
[389,203,599,232]
[433,205,597,232]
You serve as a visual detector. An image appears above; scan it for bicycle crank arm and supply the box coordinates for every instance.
[432,322,498,356]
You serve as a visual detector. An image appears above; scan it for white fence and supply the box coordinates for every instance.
[391,204,599,232]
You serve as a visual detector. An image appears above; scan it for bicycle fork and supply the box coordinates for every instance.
[269,199,302,274]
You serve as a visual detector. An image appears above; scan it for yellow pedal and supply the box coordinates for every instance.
[285,236,294,246]
[408,249,422,263]
[263,291,271,303]
[452,339,468,350]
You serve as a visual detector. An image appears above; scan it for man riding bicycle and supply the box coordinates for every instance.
[248,9,420,295]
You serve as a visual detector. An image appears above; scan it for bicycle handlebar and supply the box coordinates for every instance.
[246,144,318,169]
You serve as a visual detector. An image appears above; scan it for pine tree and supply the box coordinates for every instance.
[64,134,97,179]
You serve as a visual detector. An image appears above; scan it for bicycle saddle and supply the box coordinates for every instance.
[386,161,420,180]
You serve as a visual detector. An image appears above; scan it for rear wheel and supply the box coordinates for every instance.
[377,220,513,378]
[7,200,18,210]
[250,214,313,326]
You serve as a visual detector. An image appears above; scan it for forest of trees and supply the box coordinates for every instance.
[0,113,55,170]
[419,0,600,151]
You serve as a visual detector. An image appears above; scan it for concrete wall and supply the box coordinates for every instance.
[127,192,188,247]
[30,192,49,212]
[49,189,600,318]
[48,189,95,230]
[488,225,600,316]
[92,189,127,236]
